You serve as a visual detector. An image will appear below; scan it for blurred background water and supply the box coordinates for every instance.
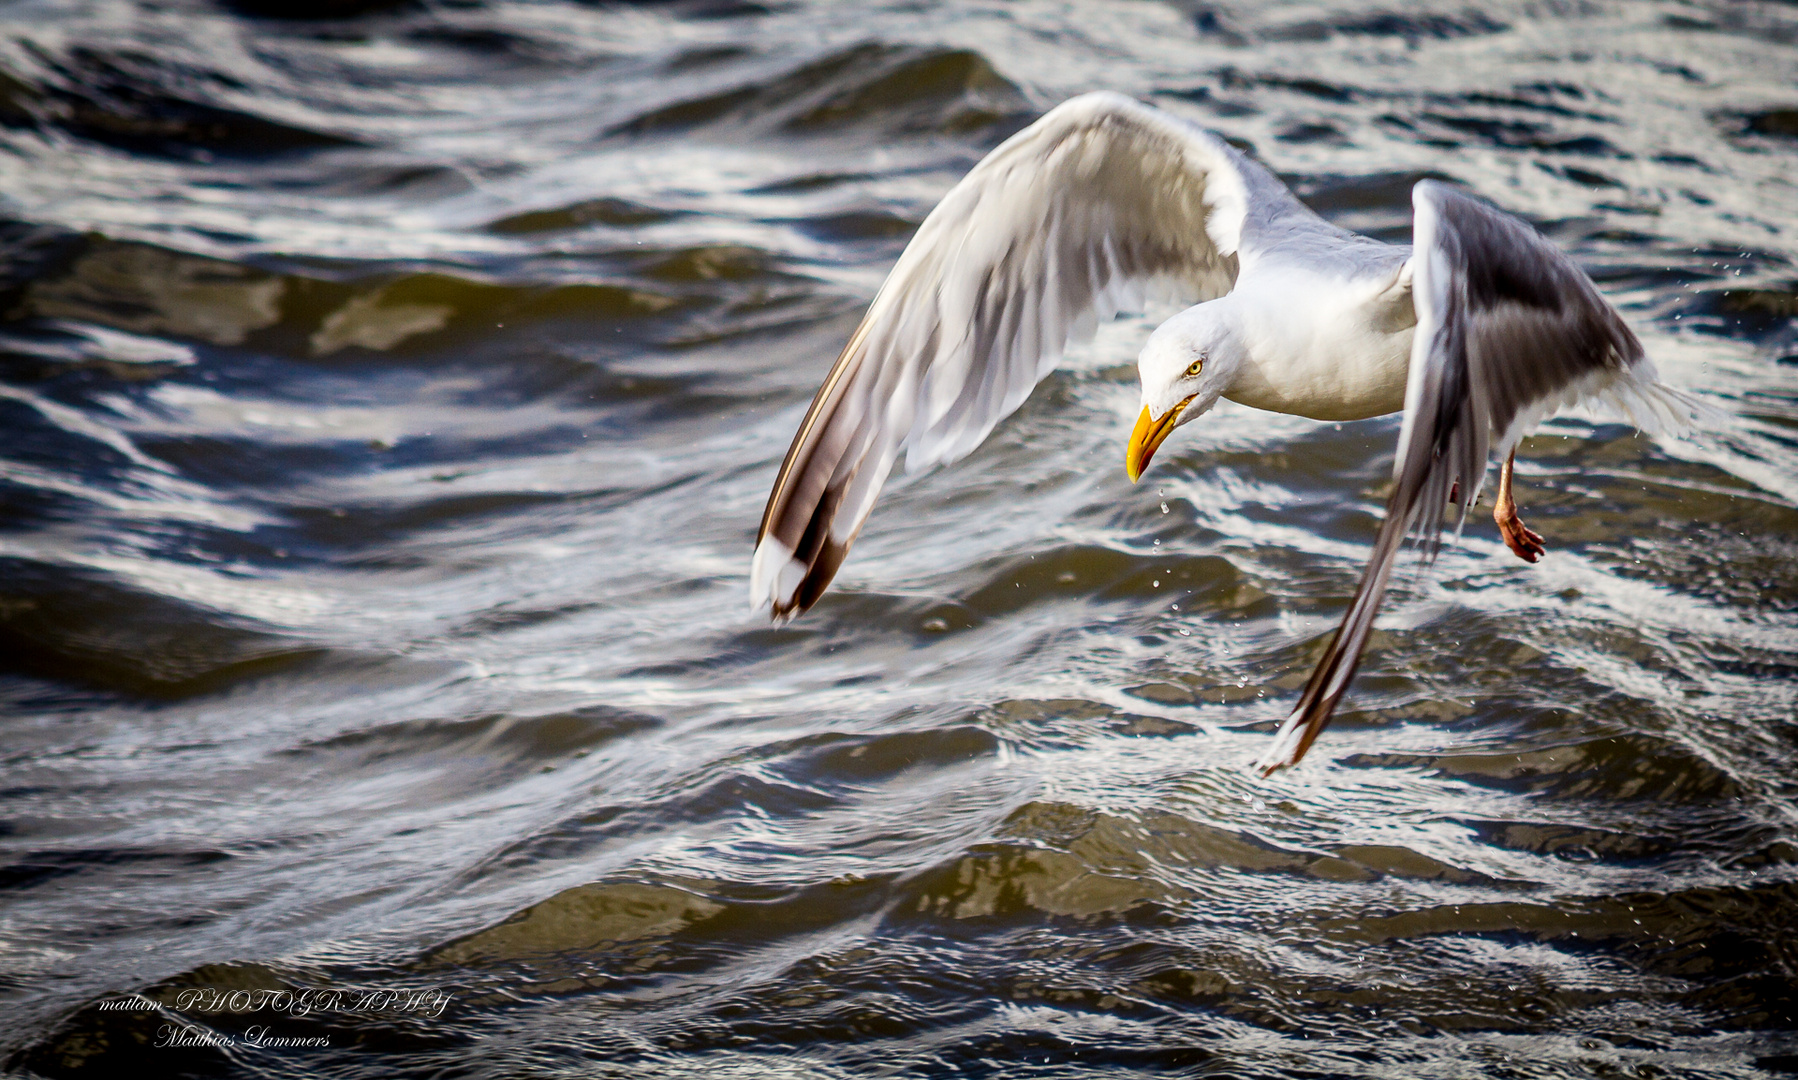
[1,0,1796,1075]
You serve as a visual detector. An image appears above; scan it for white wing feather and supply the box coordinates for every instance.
[752,91,1254,619]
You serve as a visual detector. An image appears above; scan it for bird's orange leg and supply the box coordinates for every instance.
[1494,450,1545,562]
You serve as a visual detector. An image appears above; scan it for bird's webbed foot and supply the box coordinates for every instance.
[1496,502,1546,562]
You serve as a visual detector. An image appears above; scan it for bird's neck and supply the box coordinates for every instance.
[1218,269,1413,421]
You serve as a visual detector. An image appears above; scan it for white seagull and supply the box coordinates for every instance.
[749,92,1696,774]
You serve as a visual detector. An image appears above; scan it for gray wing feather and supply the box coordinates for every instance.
[752,92,1271,620]
[1257,180,1694,773]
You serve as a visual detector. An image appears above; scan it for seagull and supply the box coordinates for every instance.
[749,92,1696,774]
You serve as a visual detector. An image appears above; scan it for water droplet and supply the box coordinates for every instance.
[1178,628,1191,636]
[1152,580,1160,587]
[1160,501,1169,513]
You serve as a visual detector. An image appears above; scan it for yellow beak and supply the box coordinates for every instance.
[1125,397,1194,483]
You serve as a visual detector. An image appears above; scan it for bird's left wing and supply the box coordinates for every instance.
[1256,180,1696,774]
[753,92,1260,620]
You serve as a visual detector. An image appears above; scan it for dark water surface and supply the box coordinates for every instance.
[3,0,1797,1075]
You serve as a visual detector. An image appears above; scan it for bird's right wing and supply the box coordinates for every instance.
[1256,180,1696,774]
[753,91,1273,620]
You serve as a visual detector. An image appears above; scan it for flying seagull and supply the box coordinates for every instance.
[749,92,1695,774]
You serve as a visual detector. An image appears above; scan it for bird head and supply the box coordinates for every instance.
[1126,303,1238,482]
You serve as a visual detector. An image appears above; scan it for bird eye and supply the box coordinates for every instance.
[1184,359,1204,377]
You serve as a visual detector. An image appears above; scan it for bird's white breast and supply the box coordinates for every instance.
[1221,263,1414,422]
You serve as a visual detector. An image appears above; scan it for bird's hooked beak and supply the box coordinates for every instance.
[1125,396,1195,483]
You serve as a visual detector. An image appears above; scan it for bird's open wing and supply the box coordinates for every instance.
[751,92,1261,621]
[1257,180,1695,774]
